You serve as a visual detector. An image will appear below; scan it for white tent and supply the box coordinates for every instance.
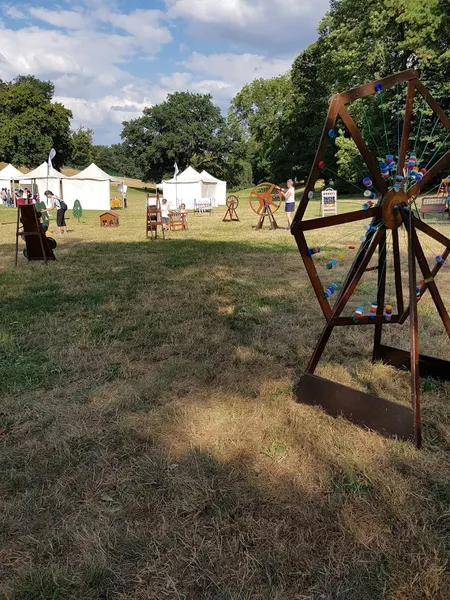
[200,170,227,206]
[161,166,227,210]
[0,164,25,193]
[19,162,67,203]
[62,163,117,210]
[162,166,202,210]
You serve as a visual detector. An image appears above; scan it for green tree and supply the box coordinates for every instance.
[0,75,72,169]
[92,144,143,180]
[71,128,94,169]
[121,92,234,182]
[92,145,112,171]
[271,42,330,184]
[283,0,450,188]
[229,75,292,182]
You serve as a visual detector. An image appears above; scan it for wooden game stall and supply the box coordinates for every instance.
[100,211,120,227]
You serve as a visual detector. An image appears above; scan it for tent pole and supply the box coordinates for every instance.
[175,175,178,209]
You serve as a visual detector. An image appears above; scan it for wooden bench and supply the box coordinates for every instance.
[419,196,449,219]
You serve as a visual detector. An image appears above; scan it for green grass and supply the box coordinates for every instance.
[0,186,450,599]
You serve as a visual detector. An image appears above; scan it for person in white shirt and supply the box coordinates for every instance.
[161,199,169,231]
[278,179,296,230]
[44,190,68,235]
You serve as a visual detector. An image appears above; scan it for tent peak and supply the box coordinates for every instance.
[0,163,25,179]
[19,162,67,180]
[70,163,117,181]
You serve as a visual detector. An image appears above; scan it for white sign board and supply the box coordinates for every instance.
[321,188,338,216]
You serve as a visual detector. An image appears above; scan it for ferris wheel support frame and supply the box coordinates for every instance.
[291,70,450,448]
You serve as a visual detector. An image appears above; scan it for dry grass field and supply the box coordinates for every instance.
[1,186,450,599]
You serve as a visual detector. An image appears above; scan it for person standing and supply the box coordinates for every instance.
[179,203,188,230]
[278,179,296,230]
[44,190,68,235]
[161,199,169,231]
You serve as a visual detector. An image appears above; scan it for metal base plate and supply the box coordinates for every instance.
[375,344,450,381]
[295,373,415,441]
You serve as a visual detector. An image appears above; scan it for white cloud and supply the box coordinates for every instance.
[183,52,292,83]
[0,25,134,97]
[54,80,174,144]
[94,7,172,50]
[156,51,292,110]
[167,0,329,53]
[29,8,91,30]
[1,4,24,19]
[158,71,192,90]
[55,91,147,127]
[179,52,292,104]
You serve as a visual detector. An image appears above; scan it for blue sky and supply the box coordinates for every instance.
[0,0,330,144]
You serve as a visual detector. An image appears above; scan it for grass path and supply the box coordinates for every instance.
[0,188,450,599]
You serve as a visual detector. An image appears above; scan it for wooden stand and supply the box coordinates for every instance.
[223,195,240,222]
[255,200,279,230]
[249,182,282,230]
[292,70,450,448]
[15,204,56,266]
[146,193,165,240]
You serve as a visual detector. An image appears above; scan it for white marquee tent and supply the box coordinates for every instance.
[161,166,227,210]
[19,162,67,203]
[200,170,227,206]
[62,163,117,210]
[0,164,25,193]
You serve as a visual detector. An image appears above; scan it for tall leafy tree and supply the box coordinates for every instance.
[229,75,292,182]
[0,75,72,169]
[271,43,330,183]
[122,92,235,183]
[70,127,94,169]
[282,0,450,188]
[92,144,143,179]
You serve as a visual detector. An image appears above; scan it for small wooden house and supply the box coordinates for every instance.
[100,211,119,228]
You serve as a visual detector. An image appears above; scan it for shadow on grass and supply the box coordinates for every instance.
[2,421,450,599]
[126,184,156,194]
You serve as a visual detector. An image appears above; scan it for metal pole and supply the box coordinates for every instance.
[14,206,20,267]
[405,208,421,448]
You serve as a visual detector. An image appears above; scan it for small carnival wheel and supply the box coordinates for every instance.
[249,182,282,215]
[226,195,239,209]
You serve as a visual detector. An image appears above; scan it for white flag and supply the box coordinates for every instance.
[48,148,56,169]
[174,162,179,178]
